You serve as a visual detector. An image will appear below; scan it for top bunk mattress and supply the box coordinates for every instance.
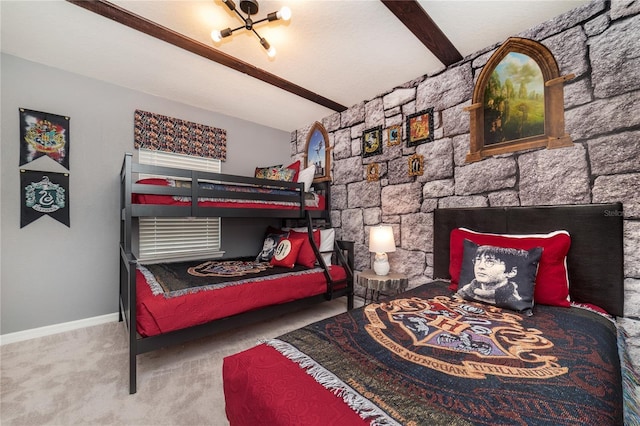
[132,178,326,211]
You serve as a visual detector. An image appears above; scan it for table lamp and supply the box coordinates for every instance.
[369,225,396,276]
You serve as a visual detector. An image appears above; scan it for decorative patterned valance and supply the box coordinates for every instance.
[134,110,227,161]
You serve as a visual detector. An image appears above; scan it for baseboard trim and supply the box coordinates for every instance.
[0,313,120,345]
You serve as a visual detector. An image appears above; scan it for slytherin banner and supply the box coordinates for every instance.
[19,108,70,170]
[20,170,70,228]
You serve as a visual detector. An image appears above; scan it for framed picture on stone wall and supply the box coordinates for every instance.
[408,153,424,177]
[366,163,380,181]
[304,121,331,182]
[406,108,434,147]
[387,125,401,146]
[362,126,383,158]
[465,37,573,163]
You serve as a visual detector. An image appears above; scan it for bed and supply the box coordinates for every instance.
[119,153,354,394]
[223,203,635,425]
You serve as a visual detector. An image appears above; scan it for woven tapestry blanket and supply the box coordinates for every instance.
[139,258,320,298]
[268,281,622,426]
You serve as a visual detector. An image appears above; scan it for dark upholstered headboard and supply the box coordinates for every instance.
[433,203,624,317]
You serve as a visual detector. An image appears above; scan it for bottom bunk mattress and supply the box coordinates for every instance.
[223,280,623,425]
[136,259,347,337]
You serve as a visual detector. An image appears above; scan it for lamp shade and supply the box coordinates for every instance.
[369,226,396,253]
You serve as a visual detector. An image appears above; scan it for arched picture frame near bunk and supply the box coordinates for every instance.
[465,37,574,163]
[304,121,331,183]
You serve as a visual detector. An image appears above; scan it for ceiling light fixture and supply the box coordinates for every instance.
[211,0,291,58]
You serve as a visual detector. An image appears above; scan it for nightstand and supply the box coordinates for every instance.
[357,269,408,305]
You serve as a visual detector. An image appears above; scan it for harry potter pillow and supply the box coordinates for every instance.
[457,239,542,315]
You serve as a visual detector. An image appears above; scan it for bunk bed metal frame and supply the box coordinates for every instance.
[119,153,354,394]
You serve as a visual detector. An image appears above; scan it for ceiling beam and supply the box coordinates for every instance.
[381,0,463,66]
[66,0,347,112]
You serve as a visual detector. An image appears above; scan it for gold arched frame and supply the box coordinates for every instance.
[465,37,574,163]
[304,121,331,182]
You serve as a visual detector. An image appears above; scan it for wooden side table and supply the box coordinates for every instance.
[357,269,408,304]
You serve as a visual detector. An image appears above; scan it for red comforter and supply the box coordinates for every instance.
[136,265,346,337]
[132,178,325,211]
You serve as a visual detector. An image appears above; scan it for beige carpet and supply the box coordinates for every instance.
[0,298,354,426]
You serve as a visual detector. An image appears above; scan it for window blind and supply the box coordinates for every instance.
[138,149,224,263]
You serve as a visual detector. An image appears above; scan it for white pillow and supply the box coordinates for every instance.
[319,228,335,265]
[297,165,315,192]
[287,227,335,265]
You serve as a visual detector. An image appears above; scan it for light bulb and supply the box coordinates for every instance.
[211,30,222,43]
[267,46,276,57]
[277,6,291,21]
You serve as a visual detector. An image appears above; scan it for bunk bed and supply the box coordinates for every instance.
[119,153,354,394]
[224,203,634,425]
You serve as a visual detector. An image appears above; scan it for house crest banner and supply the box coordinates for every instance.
[19,108,70,170]
[20,170,70,228]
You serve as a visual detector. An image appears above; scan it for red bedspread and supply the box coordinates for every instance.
[132,178,325,211]
[136,265,346,337]
[224,344,367,426]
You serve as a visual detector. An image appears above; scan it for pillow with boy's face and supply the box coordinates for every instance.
[457,239,542,315]
[256,233,287,262]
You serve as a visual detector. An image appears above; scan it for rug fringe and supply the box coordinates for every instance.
[265,339,401,426]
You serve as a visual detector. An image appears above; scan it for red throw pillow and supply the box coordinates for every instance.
[270,237,305,268]
[449,228,571,307]
[288,229,321,268]
[285,160,301,183]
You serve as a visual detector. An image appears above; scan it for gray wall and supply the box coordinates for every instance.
[291,0,640,316]
[0,53,290,334]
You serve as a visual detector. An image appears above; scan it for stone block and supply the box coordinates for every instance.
[401,212,433,252]
[347,180,381,209]
[443,100,471,138]
[383,87,416,110]
[333,128,352,160]
[341,209,365,245]
[543,26,588,78]
[566,90,640,141]
[423,179,454,198]
[381,183,422,215]
[333,157,363,185]
[363,207,381,226]
[364,98,384,129]
[624,278,640,317]
[387,157,414,185]
[330,184,347,210]
[452,133,470,167]
[416,138,454,183]
[624,220,640,277]
[518,145,590,206]
[488,190,520,207]
[520,0,605,41]
[610,0,640,20]
[323,113,341,132]
[341,102,364,127]
[455,157,516,195]
[438,195,488,209]
[564,78,592,109]
[593,174,640,218]
[588,130,640,175]
[388,248,426,280]
[590,15,640,98]
[416,63,473,112]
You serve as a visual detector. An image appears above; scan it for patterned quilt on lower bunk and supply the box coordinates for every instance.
[136,258,347,337]
[223,280,623,425]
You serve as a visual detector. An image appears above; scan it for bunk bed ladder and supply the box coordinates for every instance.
[303,211,354,309]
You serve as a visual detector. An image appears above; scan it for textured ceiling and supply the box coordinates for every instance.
[1,0,589,131]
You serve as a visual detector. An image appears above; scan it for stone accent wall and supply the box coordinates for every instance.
[292,1,640,357]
